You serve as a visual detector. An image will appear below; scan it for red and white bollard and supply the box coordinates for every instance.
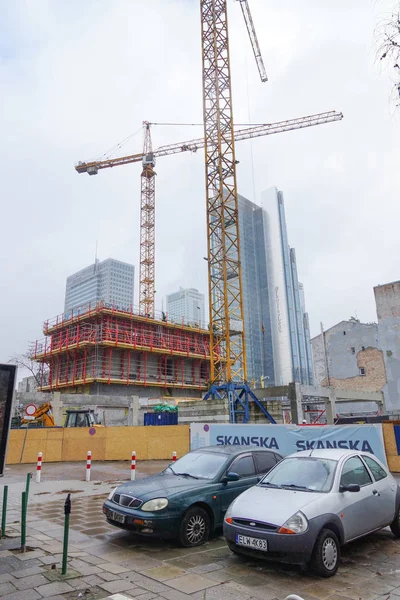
[36,452,43,483]
[172,451,177,462]
[86,451,92,482]
[131,451,136,481]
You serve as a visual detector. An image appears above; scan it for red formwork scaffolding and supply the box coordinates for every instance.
[32,304,212,392]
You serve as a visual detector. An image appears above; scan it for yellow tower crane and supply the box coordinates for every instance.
[75,0,343,421]
[76,113,342,319]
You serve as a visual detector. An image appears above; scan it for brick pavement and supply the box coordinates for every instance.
[2,476,400,599]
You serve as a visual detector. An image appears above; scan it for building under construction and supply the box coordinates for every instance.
[32,303,211,397]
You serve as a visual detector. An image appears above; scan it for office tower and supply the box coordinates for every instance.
[166,288,205,327]
[64,258,134,313]
[261,186,313,385]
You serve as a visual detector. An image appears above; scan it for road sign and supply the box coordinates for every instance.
[25,404,37,416]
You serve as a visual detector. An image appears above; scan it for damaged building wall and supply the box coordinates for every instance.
[374,281,400,413]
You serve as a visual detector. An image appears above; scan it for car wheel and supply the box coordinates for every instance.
[309,528,340,578]
[390,506,400,537]
[178,506,210,547]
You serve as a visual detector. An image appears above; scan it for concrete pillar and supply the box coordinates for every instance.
[130,396,140,426]
[289,382,304,424]
[324,388,336,425]
[51,392,63,426]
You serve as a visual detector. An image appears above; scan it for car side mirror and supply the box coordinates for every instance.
[222,472,240,484]
[257,475,263,482]
[340,483,361,493]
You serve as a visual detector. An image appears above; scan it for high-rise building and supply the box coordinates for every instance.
[237,194,274,385]
[237,188,313,386]
[166,288,205,327]
[64,258,134,314]
[261,186,313,385]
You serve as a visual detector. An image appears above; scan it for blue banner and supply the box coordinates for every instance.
[190,423,387,465]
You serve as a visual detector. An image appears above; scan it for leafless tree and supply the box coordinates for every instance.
[376,2,400,107]
[8,352,48,388]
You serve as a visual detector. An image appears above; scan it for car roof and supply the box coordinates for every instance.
[192,445,280,456]
[288,448,368,461]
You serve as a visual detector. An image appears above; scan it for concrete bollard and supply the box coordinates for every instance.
[131,451,136,481]
[172,451,177,462]
[86,451,92,482]
[36,453,43,483]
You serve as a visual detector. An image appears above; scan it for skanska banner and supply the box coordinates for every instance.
[190,423,387,465]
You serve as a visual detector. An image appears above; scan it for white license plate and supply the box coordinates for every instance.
[236,534,268,551]
[108,509,125,524]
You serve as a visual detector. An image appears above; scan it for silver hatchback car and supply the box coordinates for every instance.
[223,449,400,577]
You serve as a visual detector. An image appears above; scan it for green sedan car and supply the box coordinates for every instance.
[103,445,283,546]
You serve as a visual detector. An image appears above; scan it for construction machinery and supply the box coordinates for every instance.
[20,404,101,428]
[75,1,343,422]
[20,402,55,427]
[64,409,99,428]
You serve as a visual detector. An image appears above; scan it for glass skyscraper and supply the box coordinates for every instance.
[238,188,313,386]
[238,194,274,385]
[64,258,134,314]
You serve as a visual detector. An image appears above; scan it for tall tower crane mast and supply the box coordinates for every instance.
[75,1,343,421]
[140,122,156,318]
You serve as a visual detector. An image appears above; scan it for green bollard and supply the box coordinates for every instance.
[62,494,71,576]
[21,491,27,552]
[1,485,8,538]
[25,473,32,507]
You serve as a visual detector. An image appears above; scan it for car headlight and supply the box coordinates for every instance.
[141,498,169,512]
[278,511,308,534]
[107,487,118,500]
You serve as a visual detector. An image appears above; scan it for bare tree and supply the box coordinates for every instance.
[376,2,400,107]
[9,352,48,388]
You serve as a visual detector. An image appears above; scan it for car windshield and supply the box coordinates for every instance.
[260,457,337,493]
[165,451,228,480]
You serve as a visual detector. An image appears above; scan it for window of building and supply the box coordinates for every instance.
[359,367,366,376]
[351,347,355,354]
[343,331,346,335]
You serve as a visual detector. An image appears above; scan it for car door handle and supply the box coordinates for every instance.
[372,489,380,496]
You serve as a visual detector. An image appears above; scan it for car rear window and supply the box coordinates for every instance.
[254,452,278,474]
[362,455,387,482]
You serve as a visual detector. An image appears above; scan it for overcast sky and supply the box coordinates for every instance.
[1,0,399,375]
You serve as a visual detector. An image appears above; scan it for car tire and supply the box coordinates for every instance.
[178,506,210,547]
[390,506,400,537]
[309,528,340,578]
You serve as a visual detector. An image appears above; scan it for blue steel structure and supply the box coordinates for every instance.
[203,382,277,424]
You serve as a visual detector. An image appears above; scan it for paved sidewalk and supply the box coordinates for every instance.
[2,471,400,600]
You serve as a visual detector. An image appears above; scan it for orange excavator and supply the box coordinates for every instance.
[20,402,55,427]
[20,403,101,427]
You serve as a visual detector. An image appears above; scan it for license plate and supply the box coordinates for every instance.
[107,509,125,524]
[235,534,268,551]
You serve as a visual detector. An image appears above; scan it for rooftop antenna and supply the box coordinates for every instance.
[94,240,99,273]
